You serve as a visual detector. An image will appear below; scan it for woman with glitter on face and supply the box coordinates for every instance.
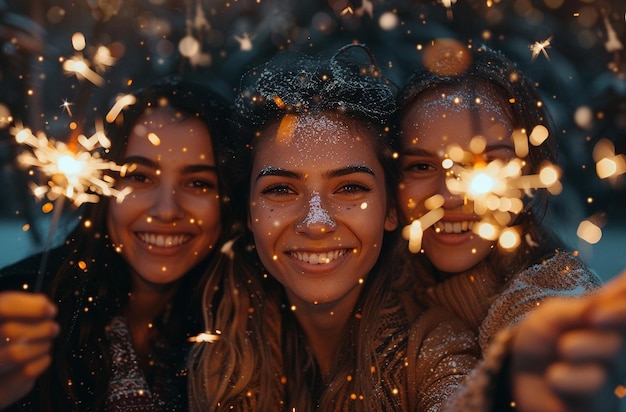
[395,41,626,411]
[395,40,603,355]
[187,43,480,412]
[0,75,269,411]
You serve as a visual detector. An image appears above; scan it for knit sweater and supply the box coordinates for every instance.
[416,251,602,353]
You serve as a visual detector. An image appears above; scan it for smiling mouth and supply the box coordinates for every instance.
[137,233,191,248]
[289,249,349,265]
[433,221,475,234]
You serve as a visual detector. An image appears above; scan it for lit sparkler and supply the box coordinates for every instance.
[12,125,130,206]
[404,132,562,254]
[12,124,130,290]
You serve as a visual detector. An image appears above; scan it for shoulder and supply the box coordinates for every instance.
[516,250,602,291]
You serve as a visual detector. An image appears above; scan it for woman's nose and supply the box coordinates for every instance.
[295,191,337,236]
[148,186,185,222]
[441,174,466,209]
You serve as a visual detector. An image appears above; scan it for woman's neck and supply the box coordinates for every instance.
[126,274,180,369]
[290,294,358,377]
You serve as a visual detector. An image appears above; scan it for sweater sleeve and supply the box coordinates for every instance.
[407,307,480,412]
[440,326,516,412]
[478,251,602,353]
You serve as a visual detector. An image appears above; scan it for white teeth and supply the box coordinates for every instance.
[291,250,346,265]
[138,233,191,247]
[434,221,474,234]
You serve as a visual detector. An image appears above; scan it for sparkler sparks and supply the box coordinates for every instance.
[12,125,130,206]
[188,331,220,343]
[60,99,74,117]
[62,32,116,86]
[530,36,553,61]
[403,132,562,254]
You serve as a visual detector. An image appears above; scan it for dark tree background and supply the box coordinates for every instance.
[0,0,624,278]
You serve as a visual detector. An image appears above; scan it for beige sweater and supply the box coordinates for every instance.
[418,251,601,353]
[436,251,602,411]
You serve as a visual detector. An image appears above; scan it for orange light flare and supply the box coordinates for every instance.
[11,124,131,207]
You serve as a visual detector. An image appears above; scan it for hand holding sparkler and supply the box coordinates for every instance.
[511,266,626,412]
[0,291,59,409]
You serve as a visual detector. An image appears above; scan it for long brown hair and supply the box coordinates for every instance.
[188,44,410,412]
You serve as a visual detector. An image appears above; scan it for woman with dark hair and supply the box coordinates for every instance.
[395,42,602,354]
[0,75,249,411]
[188,44,479,412]
[395,41,626,411]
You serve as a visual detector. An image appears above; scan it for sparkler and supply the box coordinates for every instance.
[12,125,130,290]
[404,132,562,254]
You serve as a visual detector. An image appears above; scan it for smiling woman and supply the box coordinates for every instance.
[0,75,243,411]
[187,44,480,412]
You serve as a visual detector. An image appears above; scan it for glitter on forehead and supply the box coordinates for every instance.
[422,88,509,119]
[281,113,354,163]
[303,191,337,228]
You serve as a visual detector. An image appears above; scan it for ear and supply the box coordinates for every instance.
[384,207,398,231]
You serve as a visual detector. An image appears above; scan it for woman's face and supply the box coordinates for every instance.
[398,83,516,275]
[107,106,221,287]
[249,112,396,312]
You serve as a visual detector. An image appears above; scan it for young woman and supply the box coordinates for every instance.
[395,43,602,354]
[188,44,480,412]
[395,42,626,411]
[0,75,251,411]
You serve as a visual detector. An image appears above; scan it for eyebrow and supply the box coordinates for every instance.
[122,155,217,174]
[255,165,375,181]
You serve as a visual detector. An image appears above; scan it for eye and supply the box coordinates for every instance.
[121,172,152,184]
[188,179,217,190]
[403,161,437,173]
[260,183,297,197]
[335,182,371,194]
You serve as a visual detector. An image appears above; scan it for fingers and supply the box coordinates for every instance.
[0,292,57,320]
[0,339,55,375]
[558,329,623,363]
[0,319,60,343]
[546,362,606,394]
